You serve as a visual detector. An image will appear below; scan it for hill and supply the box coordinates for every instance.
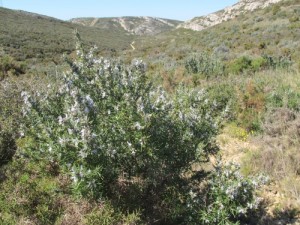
[70,16,182,35]
[132,0,300,72]
[0,7,134,65]
[178,0,283,31]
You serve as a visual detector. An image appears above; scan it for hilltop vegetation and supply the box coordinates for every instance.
[1,0,300,224]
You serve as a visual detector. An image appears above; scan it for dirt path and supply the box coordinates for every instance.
[90,18,99,27]
[130,41,135,50]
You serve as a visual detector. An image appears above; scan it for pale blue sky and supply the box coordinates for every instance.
[2,0,238,21]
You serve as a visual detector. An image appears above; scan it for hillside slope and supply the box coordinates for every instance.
[178,0,283,31]
[133,0,300,66]
[0,7,134,64]
[70,17,182,35]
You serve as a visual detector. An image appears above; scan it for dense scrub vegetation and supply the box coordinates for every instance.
[129,0,299,87]
[1,0,300,224]
[0,32,268,224]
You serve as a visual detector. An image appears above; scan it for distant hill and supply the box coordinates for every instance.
[0,7,134,65]
[177,0,283,31]
[70,17,182,35]
[1,0,299,70]
[132,0,300,69]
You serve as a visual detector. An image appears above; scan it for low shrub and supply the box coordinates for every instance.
[185,52,225,78]
[226,55,292,75]
[185,161,267,225]
[0,55,26,80]
[226,56,252,74]
[236,81,266,132]
[262,54,292,70]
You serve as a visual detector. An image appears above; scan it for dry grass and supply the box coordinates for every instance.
[218,109,300,223]
[240,108,300,219]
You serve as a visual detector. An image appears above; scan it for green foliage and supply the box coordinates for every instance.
[226,55,292,75]
[267,87,300,111]
[206,83,236,120]
[0,79,22,167]
[0,158,63,224]
[0,55,26,80]
[226,123,249,141]
[0,129,15,166]
[262,54,292,70]
[185,52,225,78]
[1,0,300,222]
[0,74,52,169]
[251,57,267,71]
[227,56,252,74]
[185,161,267,225]
[0,7,134,67]
[18,33,264,223]
[85,203,141,225]
[272,5,281,15]
[20,33,222,220]
[0,156,142,224]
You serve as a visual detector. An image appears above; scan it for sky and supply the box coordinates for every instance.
[2,0,238,21]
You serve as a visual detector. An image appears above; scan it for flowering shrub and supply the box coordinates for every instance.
[20,31,263,223]
[186,161,267,225]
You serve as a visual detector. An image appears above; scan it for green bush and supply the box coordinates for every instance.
[251,57,267,71]
[20,32,263,223]
[206,83,236,120]
[185,161,267,225]
[227,56,252,74]
[267,87,300,111]
[0,156,141,224]
[185,52,225,78]
[226,55,292,75]
[0,55,26,80]
[262,54,292,70]
[0,158,63,224]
